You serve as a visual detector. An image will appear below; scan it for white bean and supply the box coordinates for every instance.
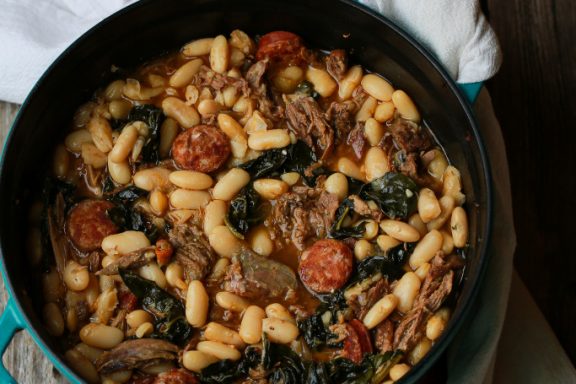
[392,90,420,122]
[354,239,373,261]
[253,179,289,200]
[53,145,70,178]
[104,80,126,101]
[244,110,269,133]
[414,262,431,281]
[273,66,304,93]
[204,322,245,348]
[139,263,167,289]
[209,35,229,73]
[361,74,394,101]
[324,172,348,201]
[81,143,107,169]
[186,280,209,328]
[450,206,468,248]
[364,118,385,146]
[373,101,395,122]
[109,99,132,120]
[248,129,291,150]
[65,129,93,152]
[169,189,211,209]
[126,310,153,329]
[265,303,294,323]
[380,219,421,242]
[169,58,203,88]
[426,314,446,341]
[167,209,195,225]
[239,305,265,344]
[364,147,389,181]
[337,157,364,180]
[101,231,151,255]
[215,291,249,312]
[409,213,428,237]
[182,350,219,373]
[197,341,241,361]
[408,338,432,365]
[212,168,250,200]
[182,38,214,57]
[442,166,466,205]
[198,99,223,117]
[281,172,300,186]
[389,364,411,381]
[262,318,300,344]
[88,116,114,153]
[108,157,131,185]
[169,170,213,190]
[441,230,455,255]
[393,272,421,313]
[418,188,441,223]
[65,349,100,384]
[364,220,379,240]
[249,226,274,257]
[133,167,172,191]
[162,97,200,128]
[209,257,230,280]
[209,225,242,257]
[426,195,456,231]
[203,200,227,236]
[43,302,65,336]
[159,118,179,159]
[338,65,363,100]
[363,294,399,329]
[63,261,90,291]
[149,190,169,216]
[73,343,104,364]
[165,263,187,291]
[222,86,239,107]
[355,96,378,122]
[306,66,337,97]
[135,322,154,338]
[408,229,443,269]
[109,122,140,162]
[79,323,124,349]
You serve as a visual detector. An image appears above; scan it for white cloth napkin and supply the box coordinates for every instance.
[358,0,502,83]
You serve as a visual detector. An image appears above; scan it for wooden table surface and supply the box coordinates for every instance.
[1,0,575,382]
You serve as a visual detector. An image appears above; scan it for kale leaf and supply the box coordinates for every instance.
[360,172,418,219]
[119,270,191,344]
[328,198,366,239]
[199,346,261,384]
[263,335,306,384]
[224,183,266,239]
[127,104,164,164]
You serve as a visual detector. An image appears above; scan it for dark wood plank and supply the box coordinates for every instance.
[486,0,576,362]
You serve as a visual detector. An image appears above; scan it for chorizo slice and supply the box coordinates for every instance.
[298,239,353,293]
[66,199,118,251]
[340,323,363,364]
[171,125,230,173]
[349,319,373,355]
[256,31,303,61]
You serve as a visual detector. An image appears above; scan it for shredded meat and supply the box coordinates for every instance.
[192,65,250,94]
[325,49,348,81]
[393,306,427,352]
[97,247,156,275]
[355,279,390,320]
[347,121,367,159]
[96,339,179,374]
[388,119,432,153]
[349,194,383,221]
[374,319,395,353]
[266,186,339,250]
[168,224,215,281]
[286,97,335,160]
[246,60,268,94]
[326,100,356,143]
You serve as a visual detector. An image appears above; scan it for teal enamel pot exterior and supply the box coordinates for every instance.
[0,0,492,382]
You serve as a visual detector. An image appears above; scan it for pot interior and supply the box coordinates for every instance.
[0,0,490,382]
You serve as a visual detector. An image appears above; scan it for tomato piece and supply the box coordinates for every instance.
[118,291,138,311]
[155,239,174,266]
[256,31,303,61]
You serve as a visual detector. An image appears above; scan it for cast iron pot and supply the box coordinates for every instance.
[0,0,492,382]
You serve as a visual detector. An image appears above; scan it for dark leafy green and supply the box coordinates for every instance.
[360,172,418,219]
[296,80,320,99]
[108,185,147,203]
[341,352,403,384]
[349,242,416,283]
[224,183,266,239]
[127,105,164,164]
[329,198,366,239]
[106,204,159,243]
[263,335,306,384]
[298,291,346,350]
[239,147,289,178]
[119,270,191,344]
[199,346,261,384]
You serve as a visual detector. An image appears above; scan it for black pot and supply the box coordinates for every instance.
[0,0,492,382]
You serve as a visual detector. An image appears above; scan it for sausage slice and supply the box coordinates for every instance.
[66,199,118,251]
[171,125,230,173]
[298,239,353,293]
[256,31,303,61]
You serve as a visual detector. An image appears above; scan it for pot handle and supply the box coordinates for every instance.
[458,82,483,104]
[0,298,24,384]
